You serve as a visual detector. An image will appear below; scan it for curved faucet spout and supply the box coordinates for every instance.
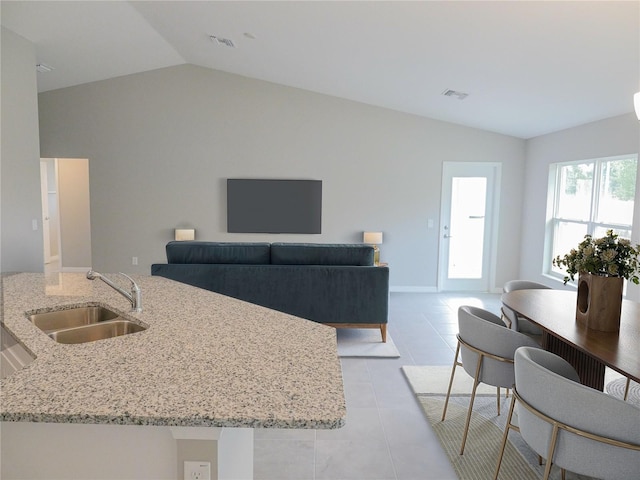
[86,270,101,281]
[86,270,142,313]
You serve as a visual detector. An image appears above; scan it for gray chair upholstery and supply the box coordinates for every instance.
[442,306,540,455]
[502,280,550,336]
[494,347,640,480]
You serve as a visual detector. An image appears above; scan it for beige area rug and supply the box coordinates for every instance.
[418,396,539,480]
[403,364,640,404]
[402,365,498,396]
[336,328,400,357]
[403,365,597,480]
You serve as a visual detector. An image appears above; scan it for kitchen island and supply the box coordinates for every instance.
[0,272,345,479]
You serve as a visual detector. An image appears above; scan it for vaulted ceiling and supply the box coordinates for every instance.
[2,1,639,138]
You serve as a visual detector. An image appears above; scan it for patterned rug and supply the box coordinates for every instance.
[403,366,598,480]
[417,395,538,480]
[605,377,640,407]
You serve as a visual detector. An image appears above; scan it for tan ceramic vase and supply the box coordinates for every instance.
[575,272,623,332]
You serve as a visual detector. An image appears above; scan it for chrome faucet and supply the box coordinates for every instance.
[86,270,142,313]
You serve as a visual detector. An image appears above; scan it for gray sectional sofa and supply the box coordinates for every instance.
[151,242,390,341]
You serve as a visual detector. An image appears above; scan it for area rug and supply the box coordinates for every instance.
[402,365,597,480]
[336,328,400,357]
[402,365,497,396]
[605,377,640,407]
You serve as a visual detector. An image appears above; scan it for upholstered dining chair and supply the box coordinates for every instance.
[494,347,640,480]
[502,280,551,337]
[441,306,540,455]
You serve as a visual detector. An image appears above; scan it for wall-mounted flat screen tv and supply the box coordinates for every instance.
[227,179,322,234]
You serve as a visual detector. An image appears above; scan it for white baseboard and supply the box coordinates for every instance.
[390,286,501,294]
[44,255,60,264]
[389,286,438,293]
[61,266,91,273]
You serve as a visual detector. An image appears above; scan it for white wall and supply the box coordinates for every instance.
[38,64,526,290]
[57,158,92,269]
[6,32,636,292]
[521,113,640,299]
[1,422,176,479]
[1,27,44,273]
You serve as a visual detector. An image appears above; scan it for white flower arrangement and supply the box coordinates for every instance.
[552,230,640,285]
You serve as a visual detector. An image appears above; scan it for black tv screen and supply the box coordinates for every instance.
[227,179,322,234]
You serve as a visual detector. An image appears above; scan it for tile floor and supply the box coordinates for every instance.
[254,291,504,480]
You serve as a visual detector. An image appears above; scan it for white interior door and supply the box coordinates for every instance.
[40,161,52,264]
[438,162,500,291]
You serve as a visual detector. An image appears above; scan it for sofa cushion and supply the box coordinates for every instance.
[166,241,271,264]
[270,243,374,266]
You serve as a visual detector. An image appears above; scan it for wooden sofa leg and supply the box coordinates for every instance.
[380,324,387,343]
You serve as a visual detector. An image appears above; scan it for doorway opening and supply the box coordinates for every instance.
[40,158,92,273]
[438,162,501,291]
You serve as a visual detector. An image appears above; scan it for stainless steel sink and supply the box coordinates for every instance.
[28,306,147,344]
[1,324,35,379]
[47,319,146,344]
[29,306,119,333]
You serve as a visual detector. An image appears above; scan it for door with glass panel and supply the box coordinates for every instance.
[438,162,500,291]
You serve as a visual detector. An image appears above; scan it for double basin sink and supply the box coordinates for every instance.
[29,305,146,344]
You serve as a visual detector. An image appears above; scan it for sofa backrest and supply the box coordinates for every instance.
[270,243,374,266]
[165,241,375,266]
[166,241,271,264]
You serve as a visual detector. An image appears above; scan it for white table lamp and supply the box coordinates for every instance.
[175,229,195,241]
[363,231,383,265]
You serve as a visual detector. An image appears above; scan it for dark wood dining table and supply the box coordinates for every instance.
[501,289,640,391]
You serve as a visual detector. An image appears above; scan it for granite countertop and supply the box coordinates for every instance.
[0,273,345,429]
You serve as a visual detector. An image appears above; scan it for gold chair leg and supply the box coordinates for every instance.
[624,377,631,401]
[442,342,461,421]
[460,354,483,455]
[561,468,566,480]
[496,386,501,416]
[542,424,560,480]
[493,391,517,480]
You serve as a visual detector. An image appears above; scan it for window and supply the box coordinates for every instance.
[546,154,638,280]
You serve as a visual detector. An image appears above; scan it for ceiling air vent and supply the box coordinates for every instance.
[442,89,469,100]
[210,35,235,48]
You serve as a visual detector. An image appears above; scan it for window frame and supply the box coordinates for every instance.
[544,154,638,283]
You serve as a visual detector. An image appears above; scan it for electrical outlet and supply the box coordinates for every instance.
[132,256,138,265]
[184,461,211,480]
